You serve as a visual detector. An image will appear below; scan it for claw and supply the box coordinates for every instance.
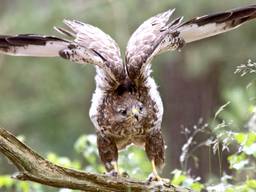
[147,173,169,183]
[113,161,120,174]
[147,160,170,184]
[104,161,120,177]
[105,170,118,177]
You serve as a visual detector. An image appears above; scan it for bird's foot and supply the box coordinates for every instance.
[147,160,170,184]
[104,161,121,177]
[146,172,170,184]
[104,161,129,178]
[104,170,119,177]
[104,170,130,178]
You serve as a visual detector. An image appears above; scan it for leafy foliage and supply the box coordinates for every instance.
[171,129,256,192]
[167,60,256,192]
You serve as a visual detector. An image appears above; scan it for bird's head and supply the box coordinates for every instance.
[112,92,146,124]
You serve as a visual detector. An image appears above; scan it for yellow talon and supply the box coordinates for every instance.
[149,160,169,183]
[113,161,120,175]
[151,160,161,181]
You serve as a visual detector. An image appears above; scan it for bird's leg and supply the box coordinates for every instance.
[151,159,162,181]
[145,128,168,182]
[96,131,119,176]
[112,161,120,175]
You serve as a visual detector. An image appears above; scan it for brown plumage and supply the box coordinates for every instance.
[0,5,256,180]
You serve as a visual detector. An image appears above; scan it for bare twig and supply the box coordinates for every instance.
[0,127,192,192]
[235,59,256,76]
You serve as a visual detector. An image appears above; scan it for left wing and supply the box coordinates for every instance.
[125,5,256,80]
[0,20,124,83]
[0,35,69,57]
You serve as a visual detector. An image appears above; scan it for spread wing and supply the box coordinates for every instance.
[125,5,256,80]
[0,20,124,83]
[125,9,180,80]
[177,5,256,43]
[0,35,69,57]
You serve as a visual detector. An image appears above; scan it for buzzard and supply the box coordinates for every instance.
[0,5,256,181]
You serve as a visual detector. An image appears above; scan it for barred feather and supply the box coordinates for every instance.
[125,5,256,80]
[178,5,256,43]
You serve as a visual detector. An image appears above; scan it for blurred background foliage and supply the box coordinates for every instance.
[0,0,256,191]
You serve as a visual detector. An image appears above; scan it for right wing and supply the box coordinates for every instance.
[125,5,256,81]
[125,9,183,80]
[177,4,256,43]
[0,20,124,83]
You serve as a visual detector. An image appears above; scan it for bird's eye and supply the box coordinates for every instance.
[138,104,143,112]
[119,109,127,116]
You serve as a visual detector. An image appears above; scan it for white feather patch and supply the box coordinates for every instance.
[144,66,164,128]
[0,41,68,57]
[89,86,105,131]
[178,22,239,43]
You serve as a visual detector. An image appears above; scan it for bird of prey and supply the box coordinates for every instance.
[0,5,256,181]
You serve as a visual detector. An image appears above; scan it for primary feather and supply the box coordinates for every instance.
[0,34,68,57]
[0,20,125,83]
[178,5,256,43]
[125,5,256,80]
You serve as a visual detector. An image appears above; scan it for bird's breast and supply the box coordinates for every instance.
[107,121,149,138]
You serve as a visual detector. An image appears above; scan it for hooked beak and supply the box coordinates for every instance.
[131,107,139,121]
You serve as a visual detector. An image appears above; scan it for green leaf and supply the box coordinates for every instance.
[0,175,14,188]
[228,153,249,170]
[234,133,246,144]
[17,181,30,192]
[46,152,81,169]
[246,179,256,189]
[171,169,187,186]
[191,182,204,192]
[225,187,235,192]
[234,132,256,147]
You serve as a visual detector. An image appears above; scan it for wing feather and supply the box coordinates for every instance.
[0,35,68,57]
[0,20,124,83]
[125,9,179,80]
[177,5,256,43]
[125,5,256,81]
[63,20,123,72]
[61,19,124,82]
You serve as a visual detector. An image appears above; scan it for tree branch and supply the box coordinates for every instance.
[0,127,192,192]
